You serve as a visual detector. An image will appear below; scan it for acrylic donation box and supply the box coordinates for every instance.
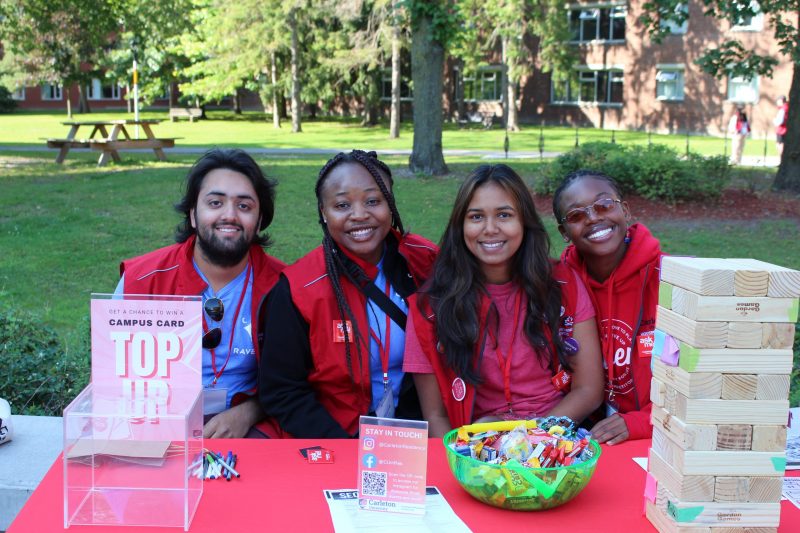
[63,295,203,529]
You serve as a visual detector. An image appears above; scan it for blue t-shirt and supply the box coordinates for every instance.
[366,257,407,413]
[115,264,255,411]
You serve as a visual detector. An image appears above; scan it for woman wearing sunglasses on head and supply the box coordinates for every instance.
[403,164,604,438]
[553,169,664,445]
[258,150,437,438]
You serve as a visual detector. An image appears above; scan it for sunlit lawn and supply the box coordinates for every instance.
[0,109,780,157]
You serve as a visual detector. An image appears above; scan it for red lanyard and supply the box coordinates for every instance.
[202,261,251,386]
[485,288,523,411]
[368,277,392,387]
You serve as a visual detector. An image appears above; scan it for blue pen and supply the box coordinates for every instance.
[213,451,241,478]
[225,451,233,481]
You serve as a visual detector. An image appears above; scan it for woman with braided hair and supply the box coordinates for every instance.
[258,150,438,438]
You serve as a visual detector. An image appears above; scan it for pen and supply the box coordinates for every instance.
[213,451,241,478]
[225,451,233,481]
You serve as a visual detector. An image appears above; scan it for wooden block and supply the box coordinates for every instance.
[652,376,667,407]
[716,425,752,450]
[727,322,762,349]
[646,499,711,533]
[729,258,800,297]
[657,306,728,348]
[653,358,722,399]
[751,426,787,452]
[664,491,780,527]
[678,344,793,375]
[654,427,785,476]
[660,281,674,309]
[665,289,798,323]
[748,477,784,502]
[711,529,776,533]
[652,405,718,450]
[714,476,750,502]
[733,267,770,296]
[660,257,736,296]
[676,397,788,425]
[720,374,757,400]
[761,322,796,349]
[755,374,790,401]
[649,446,715,500]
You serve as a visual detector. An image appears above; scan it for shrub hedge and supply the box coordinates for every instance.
[0,301,90,415]
[535,142,731,203]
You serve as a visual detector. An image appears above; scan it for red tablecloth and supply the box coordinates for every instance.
[9,438,799,532]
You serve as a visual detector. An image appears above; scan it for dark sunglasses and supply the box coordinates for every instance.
[202,297,224,350]
[560,198,622,225]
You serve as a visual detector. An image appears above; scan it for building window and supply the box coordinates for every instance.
[380,68,412,101]
[41,84,63,101]
[732,1,763,31]
[660,3,688,34]
[462,66,503,102]
[569,4,626,43]
[656,67,685,101]
[728,75,759,103]
[11,87,25,100]
[87,78,121,100]
[551,68,623,105]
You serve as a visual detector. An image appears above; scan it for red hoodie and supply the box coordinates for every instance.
[561,223,663,440]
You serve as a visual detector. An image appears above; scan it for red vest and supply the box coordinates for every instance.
[282,231,437,435]
[120,236,286,361]
[409,261,579,428]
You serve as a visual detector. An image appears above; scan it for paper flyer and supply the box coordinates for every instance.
[357,416,428,514]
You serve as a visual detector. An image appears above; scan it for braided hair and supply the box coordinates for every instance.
[315,150,404,381]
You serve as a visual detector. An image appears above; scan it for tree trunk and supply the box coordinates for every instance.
[65,86,72,118]
[233,89,242,114]
[455,59,465,122]
[409,15,448,175]
[501,37,509,129]
[389,0,401,139]
[279,93,288,119]
[271,52,281,129]
[169,82,179,108]
[289,9,302,133]
[774,61,800,192]
[507,80,520,132]
[78,84,90,114]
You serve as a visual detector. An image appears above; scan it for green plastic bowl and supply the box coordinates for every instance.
[443,428,601,510]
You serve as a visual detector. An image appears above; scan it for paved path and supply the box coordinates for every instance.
[0,145,780,166]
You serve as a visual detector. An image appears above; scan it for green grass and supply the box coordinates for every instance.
[0,109,781,157]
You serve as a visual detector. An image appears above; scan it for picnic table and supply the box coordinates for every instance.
[46,119,176,166]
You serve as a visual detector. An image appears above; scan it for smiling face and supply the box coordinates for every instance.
[557,176,630,264]
[319,162,392,265]
[191,168,261,268]
[463,182,524,284]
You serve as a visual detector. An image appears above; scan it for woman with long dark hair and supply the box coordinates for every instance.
[403,164,604,437]
[259,150,437,438]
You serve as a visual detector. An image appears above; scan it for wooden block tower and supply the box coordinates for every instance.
[645,257,800,532]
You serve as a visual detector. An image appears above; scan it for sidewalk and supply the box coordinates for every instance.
[0,415,63,531]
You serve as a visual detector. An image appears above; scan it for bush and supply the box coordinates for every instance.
[0,86,18,113]
[535,142,730,203]
[0,301,90,415]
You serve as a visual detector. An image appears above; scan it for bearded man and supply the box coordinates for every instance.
[117,149,285,438]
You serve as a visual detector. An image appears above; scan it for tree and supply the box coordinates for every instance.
[0,0,119,115]
[640,0,800,192]
[405,0,461,175]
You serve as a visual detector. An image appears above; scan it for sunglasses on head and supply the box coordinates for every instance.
[560,197,622,225]
[202,297,224,350]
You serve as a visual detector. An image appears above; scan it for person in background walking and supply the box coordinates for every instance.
[774,96,788,157]
[728,106,750,165]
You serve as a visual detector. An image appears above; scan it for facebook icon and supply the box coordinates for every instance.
[362,453,377,469]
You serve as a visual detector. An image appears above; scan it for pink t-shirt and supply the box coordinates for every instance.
[403,270,594,420]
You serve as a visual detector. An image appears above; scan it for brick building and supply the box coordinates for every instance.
[446,1,791,137]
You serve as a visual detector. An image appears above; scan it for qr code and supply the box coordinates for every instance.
[361,470,387,496]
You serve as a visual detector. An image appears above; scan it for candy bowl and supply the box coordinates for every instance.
[443,425,601,511]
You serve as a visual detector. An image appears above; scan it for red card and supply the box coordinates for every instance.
[637,331,655,358]
[551,369,572,391]
[332,321,353,343]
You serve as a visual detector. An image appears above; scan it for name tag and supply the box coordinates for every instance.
[332,320,354,343]
[637,331,655,358]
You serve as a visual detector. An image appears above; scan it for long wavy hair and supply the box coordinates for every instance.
[420,164,569,384]
[315,150,404,381]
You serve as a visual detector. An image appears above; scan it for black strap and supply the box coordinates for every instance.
[361,280,407,331]
[339,252,408,330]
